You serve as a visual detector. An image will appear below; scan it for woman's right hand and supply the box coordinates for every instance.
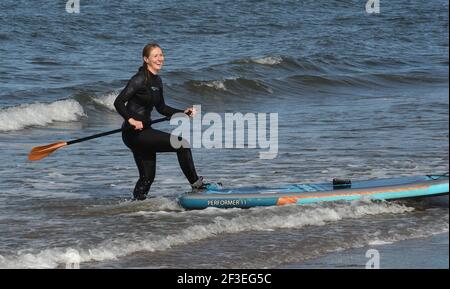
[128,118,144,130]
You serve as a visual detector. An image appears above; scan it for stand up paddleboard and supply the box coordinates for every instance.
[178,175,449,210]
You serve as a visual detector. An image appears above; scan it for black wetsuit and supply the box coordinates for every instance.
[114,66,199,200]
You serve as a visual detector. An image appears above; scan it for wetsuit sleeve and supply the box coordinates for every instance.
[114,76,141,121]
[155,82,184,117]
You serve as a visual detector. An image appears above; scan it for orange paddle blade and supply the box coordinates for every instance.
[28,142,67,161]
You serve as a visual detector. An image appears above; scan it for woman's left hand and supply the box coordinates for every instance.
[184,107,196,117]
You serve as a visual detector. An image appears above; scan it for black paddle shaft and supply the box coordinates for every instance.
[66,117,169,145]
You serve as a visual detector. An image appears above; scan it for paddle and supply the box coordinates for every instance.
[28,116,169,161]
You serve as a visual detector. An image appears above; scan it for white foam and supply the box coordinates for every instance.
[194,77,239,91]
[0,99,85,131]
[251,56,283,65]
[92,91,118,111]
[201,80,228,91]
[368,240,394,246]
[0,201,421,269]
[364,226,449,250]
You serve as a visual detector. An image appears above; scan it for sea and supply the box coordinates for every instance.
[0,0,448,269]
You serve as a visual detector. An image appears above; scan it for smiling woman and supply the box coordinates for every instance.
[143,43,164,76]
[113,43,221,200]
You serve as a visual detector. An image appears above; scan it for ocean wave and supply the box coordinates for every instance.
[286,74,379,88]
[92,91,119,111]
[185,77,272,94]
[193,79,231,91]
[0,99,85,131]
[231,55,323,72]
[371,71,448,84]
[237,56,284,65]
[0,200,420,268]
[232,55,294,66]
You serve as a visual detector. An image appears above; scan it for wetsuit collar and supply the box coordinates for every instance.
[140,65,158,77]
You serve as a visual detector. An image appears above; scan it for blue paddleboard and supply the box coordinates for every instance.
[178,175,449,210]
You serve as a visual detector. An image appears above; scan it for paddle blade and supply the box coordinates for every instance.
[28,142,67,161]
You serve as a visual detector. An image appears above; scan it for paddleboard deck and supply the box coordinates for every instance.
[178,175,449,210]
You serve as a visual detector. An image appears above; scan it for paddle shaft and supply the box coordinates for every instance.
[66,117,169,145]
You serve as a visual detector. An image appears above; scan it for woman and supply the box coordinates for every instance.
[114,43,216,200]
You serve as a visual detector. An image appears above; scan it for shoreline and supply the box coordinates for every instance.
[282,232,449,269]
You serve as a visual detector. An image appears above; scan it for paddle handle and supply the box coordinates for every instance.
[66,117,169,145]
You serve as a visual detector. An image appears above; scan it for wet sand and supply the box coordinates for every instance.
[283,232,449,269]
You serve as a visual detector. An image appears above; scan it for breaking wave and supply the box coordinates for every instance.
[92,91,119,111]
[0,200,424,269]
[0,99,85,131]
